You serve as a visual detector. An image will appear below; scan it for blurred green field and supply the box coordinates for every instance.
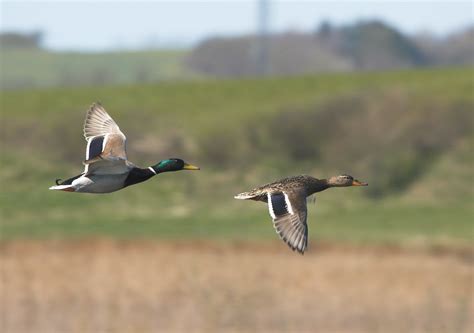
[0,49,190,89]
[1,67,473,247]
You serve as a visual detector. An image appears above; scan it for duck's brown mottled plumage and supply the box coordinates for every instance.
[237,175,329,202]
[235,174,367,254]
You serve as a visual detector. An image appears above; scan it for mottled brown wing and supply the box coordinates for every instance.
[267,190,308,254]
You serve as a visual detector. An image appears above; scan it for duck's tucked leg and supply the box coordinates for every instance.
[50,173,84,191]
[55,173,84,186]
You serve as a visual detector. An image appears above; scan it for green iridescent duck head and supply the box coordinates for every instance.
[152,158,200,174]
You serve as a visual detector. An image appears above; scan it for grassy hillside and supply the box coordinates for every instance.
[0,49,190,89]
[1,67,472,246]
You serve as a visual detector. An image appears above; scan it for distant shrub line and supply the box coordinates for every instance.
[199,90,472,198]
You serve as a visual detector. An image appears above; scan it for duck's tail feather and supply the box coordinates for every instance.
[234,191,267,202]
[234,192,254,200]
[49,185,75,192]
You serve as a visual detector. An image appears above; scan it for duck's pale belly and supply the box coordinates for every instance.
[72,173,130,193]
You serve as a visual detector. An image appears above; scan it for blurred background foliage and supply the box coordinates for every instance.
[1,67,472,245]
[1,16,473,245]
[1,21,473,89]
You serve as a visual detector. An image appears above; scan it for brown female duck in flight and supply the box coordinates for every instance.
[234,175,368,254]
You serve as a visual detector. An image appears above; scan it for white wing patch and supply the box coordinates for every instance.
[283,193,294,215]
[267,192,276,219]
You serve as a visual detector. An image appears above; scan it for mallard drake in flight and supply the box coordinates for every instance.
[49,102,199,193]
[234,175,367,254]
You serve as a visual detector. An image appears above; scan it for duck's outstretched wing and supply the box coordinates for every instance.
[82,103,129,174]
[267,190,308,254]
[84,102,124,140]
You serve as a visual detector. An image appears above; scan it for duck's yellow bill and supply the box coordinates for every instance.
[183,163,200,170]
[352,179,368,186]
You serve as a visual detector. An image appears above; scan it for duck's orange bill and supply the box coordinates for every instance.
[183,163,200,170]
[352,179,368,186]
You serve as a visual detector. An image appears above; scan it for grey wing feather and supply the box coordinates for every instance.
[83,102,125,140]
[267,190,308,254]
[85,159,134,176]
[82,103,129,174]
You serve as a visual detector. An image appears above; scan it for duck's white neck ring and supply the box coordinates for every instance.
[148,167,157,175]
